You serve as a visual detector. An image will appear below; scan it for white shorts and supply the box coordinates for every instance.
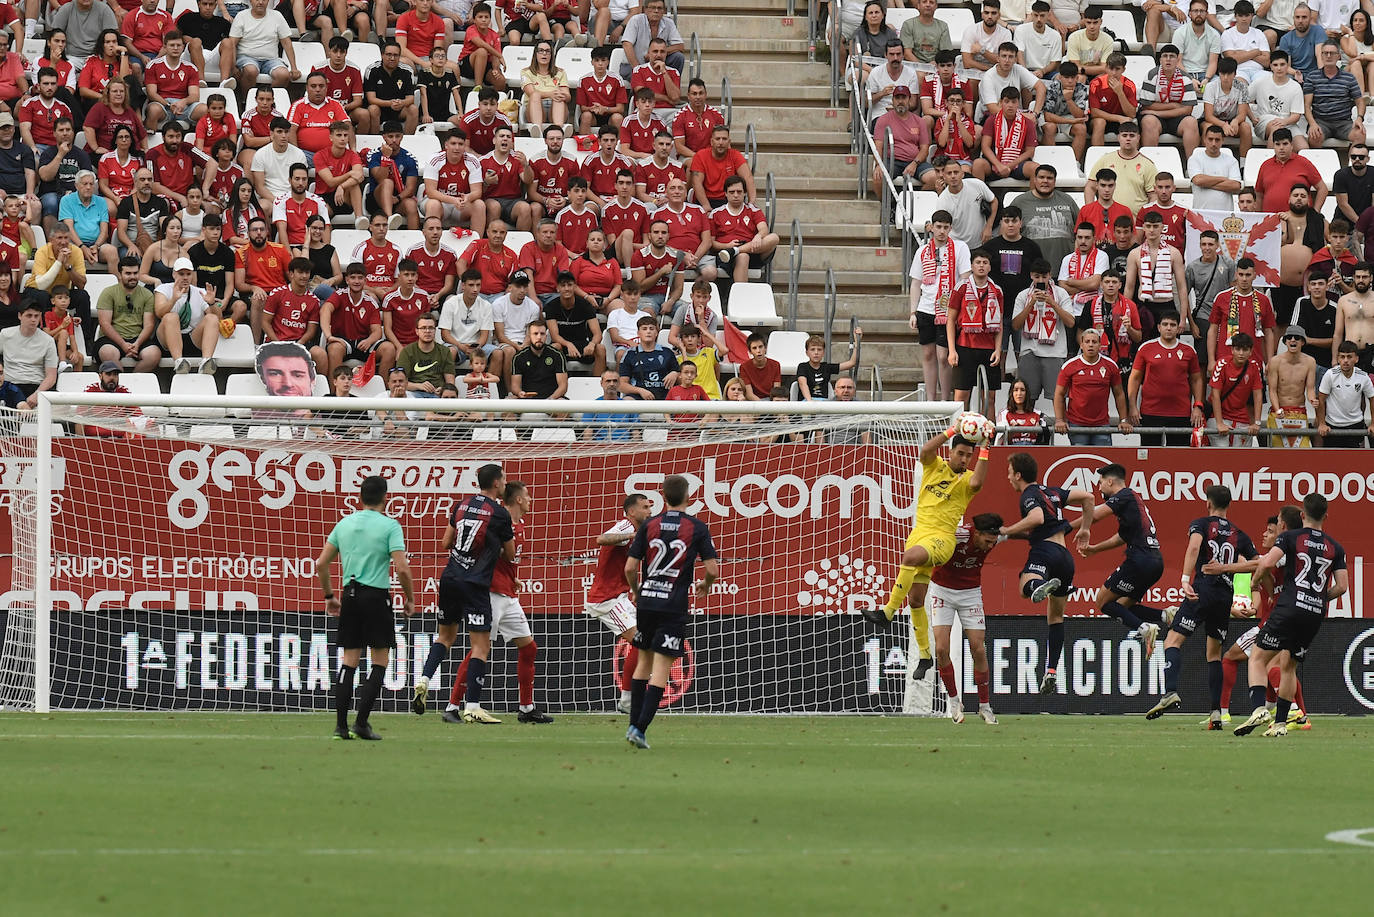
[927,582,986,630]
[1235,625,1261,657]
[490,592,533,642]
[583,594,636,634]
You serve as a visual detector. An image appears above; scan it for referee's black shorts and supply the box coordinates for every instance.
[337,580,395,650]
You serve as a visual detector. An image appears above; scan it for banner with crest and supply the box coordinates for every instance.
[1182,210,1285,288]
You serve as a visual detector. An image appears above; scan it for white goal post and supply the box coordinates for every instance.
[2,393,962,715]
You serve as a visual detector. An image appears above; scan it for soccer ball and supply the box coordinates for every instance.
[1231,594,1253,615]
[956,412,990,444]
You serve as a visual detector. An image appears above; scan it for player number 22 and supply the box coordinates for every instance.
[646,537,687,581]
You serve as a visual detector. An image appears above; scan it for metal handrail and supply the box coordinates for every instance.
[689,32,702,82]
[744,122,757,173]
[667,0,678,16]
[851,65,914,288]
[721,75,733,128]
[762,172,776,284]
[787,217,802,332]
[823,267,837,354]
[870,363,884,400]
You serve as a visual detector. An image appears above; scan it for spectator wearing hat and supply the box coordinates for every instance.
[1266,323,1318,446]
[77,359,143,437]
[871,84,935,195]
[0,110,39,225]
[154,255,225,375]
[491,270,541,383]
[0,300,57,409]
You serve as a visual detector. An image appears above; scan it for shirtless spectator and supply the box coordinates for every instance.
[1333,261,1374,374]
[1267,324,1318,447]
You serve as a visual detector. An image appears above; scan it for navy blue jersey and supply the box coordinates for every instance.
[1020,484,1073,542]
[1105,486,1160,553]
[1274,527,1346,616]
[1187,515,1256,589]
[443,494,515,586]
[618,346,679,399]
[627,509,718,615]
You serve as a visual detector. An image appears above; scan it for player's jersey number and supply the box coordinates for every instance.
[1293,553,1333,596]
[1208,539,1236,566]
[646,537,687,582]
[454,517,484,553]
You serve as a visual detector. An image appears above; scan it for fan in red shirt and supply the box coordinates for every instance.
[738,331,781,400]
[1054,328,1132,440]
[313,123,366,217]
[929,514,1004,725]
[518,220,572,297]
[312,38,369,132]
[321,266,394,373]
[146,122,202,206]
[618,93,661,161]
[581,494,652,714]
[460,90,514,155]
[288,76,350,155]
[1077,171,1135,244]
[570,228,622,308]
[1255,138,1322,212]
[1134,174,1188,252]
[194,96,238,157]
[395,0,450,70]
[553,177,600,255]
[479,126,532,230]
[665,361,710,430]
[628,39,680,113]
[629,219,680,306]
[708,176,778,281]
[272,164,330,248]
[350,212,401,299]
[1127,310,1204,445]
[576,48,628,135]
[945,250,1005,416]
[1078,271,1141,369]
[601,170,651,264]
[690,126,750,207]
[653,177,713,277]
[1087,62,1138,140]
[635,132,686,206]
[581,127,636,201]
[263,258,326,371]
[525,128,579,220]
[383,259,431,347]
[1207,331,1264,445]
[404,217,459,304]
[122,1,174,63]
[672,79,726,158]
[1208,258,1275,369]
[459,223,519,295]
[17,73,70,148]
[143,37,203,131]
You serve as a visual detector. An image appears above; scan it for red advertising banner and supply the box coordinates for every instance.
[1,442,1369,621]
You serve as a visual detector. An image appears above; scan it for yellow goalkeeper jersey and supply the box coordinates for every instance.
[910,452,977,540]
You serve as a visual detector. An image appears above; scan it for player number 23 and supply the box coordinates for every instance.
[646,537,687,581]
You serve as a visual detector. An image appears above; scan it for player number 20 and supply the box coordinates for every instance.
[646,537,687,582]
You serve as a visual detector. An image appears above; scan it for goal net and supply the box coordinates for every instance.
[1,393,960,714]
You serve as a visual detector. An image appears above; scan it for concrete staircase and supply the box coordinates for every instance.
[678,0,915,394]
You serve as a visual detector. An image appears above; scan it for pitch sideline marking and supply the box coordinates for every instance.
[1326,828,1374,848]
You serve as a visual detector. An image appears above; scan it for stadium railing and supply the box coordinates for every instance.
[869,362,884,400]
[786,217,802,330]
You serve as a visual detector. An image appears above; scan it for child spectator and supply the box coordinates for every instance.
[458,3,507,91]
[605,278,650,360]
[43,285,83,371]
[676,324,721,400]
[619,313,678,399]
[666,358,710,432]
[738,331,780,401]
[795,331,861,401]
[578,44,627,135]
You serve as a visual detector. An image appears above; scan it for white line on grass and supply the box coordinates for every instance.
[1326,828,1374,848]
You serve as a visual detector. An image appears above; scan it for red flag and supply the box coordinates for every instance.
[722,316,751,364]
[352,351,377,387]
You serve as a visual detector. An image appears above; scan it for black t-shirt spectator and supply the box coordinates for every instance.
[1100,241,1134,280]
[543,295,597,350]
[511,343,566,398]
[176,11,231,49]
[364,64,415,103]
[186,239,236,295]
[983,235,1043,319]
[116,193,172,243]
[306,243,336,280]
[1289,295,1338,365]
[796,360,839,398]
[38,145,93,197]
[417,69,459,120]
[1334,165,1374,217]
[0,139,35,196]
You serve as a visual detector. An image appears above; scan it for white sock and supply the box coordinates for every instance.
[464,701,480,711]
[519,704,533,713]
[620,689,631,701]
[445,703,460,712]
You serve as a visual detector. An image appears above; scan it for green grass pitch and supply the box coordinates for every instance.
[2,713,1371,915]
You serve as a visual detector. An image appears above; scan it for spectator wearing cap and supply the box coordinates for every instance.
[490,270,542,381]
[1085,122,1157,215]
[1266,322,1318,446]
[0,110,39,225]
[154,255,225,375]
[76,360,142,437]
[0,301,57,409]
[866,40,917,126]
[871,84,935,195]
[95,254,162,372]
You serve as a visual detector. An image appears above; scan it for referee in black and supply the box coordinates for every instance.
[316,475,416,740]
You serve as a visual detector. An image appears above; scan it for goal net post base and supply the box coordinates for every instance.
[3,394,960,714]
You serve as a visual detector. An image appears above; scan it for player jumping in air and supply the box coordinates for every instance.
[1235,494,1347,738]
[584,493,653,714]
[623,474,719,749]
[442,481,555,724]
[413,463,515,724]
[1145,485,1256,725]
[861,414,994,683]
[929,512,1004,725]
[1211,508,1310,728]
[1000,452,1095,695]
[1078,463,1173,657]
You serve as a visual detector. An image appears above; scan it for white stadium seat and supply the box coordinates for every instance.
[1124,56,1153,93]
[56,372,98,393]
[1243,148,1275,187]
[169,374,225,418]
[1102,10,1141,50]
[566,376,603,401]
[767,331,811,370]
[1032,147,1088,188]
[503,46,534,88]
[886,9,920,30]
[214,326,257,368]
[894,189,940,232]
[558,47,594,85]
[293,42,327,76]
[727,282,785,328]
[934,8,974,43]
[1141,146,1189,188]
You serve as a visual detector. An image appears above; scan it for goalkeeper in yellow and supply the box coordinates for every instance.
[861,413,994,679]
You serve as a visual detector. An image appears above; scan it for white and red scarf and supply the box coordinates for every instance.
[991,112,1030,163]
[919,237,958,322]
